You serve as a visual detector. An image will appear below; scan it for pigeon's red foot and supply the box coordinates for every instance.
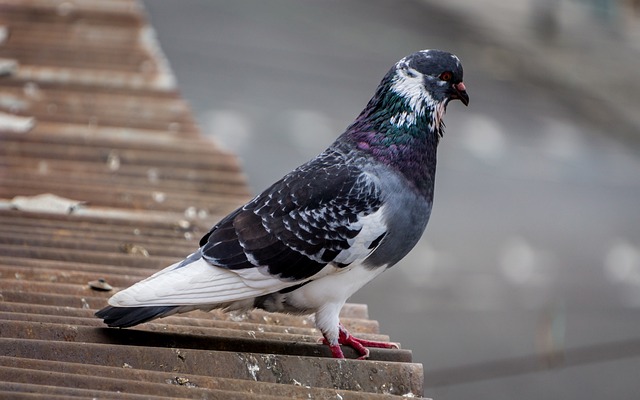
[324,323,399,359]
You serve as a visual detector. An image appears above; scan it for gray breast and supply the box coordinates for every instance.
[363,165,432,269]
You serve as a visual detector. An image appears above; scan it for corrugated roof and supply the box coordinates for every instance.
[0,0,426,398]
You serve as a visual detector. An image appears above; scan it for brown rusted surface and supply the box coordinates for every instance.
[0,357,412,400]
[0,0,426,398]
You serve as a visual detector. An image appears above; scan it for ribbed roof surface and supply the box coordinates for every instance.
[0,0,425,398]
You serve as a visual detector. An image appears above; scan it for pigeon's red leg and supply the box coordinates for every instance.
[328,342,345,359]
[323,323,399,360]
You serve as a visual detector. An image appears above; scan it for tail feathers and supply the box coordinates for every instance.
[95,305,178,328]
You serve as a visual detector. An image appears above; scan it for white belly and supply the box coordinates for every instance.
[285,262,387,313]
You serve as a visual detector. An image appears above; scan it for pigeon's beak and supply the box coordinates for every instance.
[452,81,469,106]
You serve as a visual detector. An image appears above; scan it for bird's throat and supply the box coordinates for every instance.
[346,118,439,198]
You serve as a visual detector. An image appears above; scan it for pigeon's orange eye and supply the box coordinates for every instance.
[439,71,453,81]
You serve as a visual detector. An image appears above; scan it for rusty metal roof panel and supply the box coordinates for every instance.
[0,0,175,90]
[0,0,427,398]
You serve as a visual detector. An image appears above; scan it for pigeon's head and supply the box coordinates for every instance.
[352,49,469,137]
[391,49,469,110]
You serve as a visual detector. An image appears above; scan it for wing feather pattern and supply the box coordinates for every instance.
[200,149,388,282]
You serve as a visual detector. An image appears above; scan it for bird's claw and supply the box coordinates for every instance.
[322,324,399,359]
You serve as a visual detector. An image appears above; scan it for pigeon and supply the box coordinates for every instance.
[95,49,469,359]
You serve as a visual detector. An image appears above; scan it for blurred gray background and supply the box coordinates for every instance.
[142,0,640,398]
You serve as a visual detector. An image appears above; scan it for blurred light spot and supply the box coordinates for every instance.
[604,239,640,286]
[147,168,160,184]
[203,109,251,153]
[500,236,536,285]
[37,160,49,175]
[285,110,334,152]
[177,219,191,230]
[540,118,584,161]
[151,191,166,203]
[23,82,42,99]
[399,243,450,288]
[460,114,506,162]
[184,206,197,219]
[106,151,120,172]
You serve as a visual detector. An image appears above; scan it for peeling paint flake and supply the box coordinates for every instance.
[0,111,35,133]
[10,193,85,214]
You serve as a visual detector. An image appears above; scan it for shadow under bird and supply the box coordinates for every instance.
[96,49,469,359]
